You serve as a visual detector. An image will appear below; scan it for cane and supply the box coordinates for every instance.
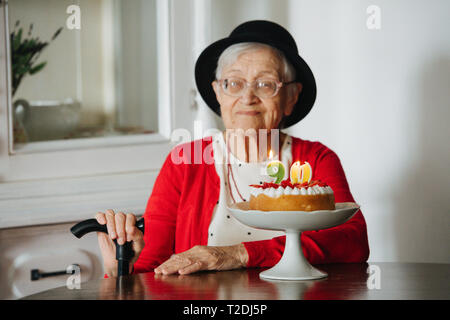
[70,217,145,276]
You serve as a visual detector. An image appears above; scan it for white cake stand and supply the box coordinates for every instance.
[228,202,360,281]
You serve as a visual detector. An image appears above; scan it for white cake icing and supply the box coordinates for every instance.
[250,185,333,198]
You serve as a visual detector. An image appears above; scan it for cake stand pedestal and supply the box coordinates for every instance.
[227,202,360,281]
[260,230,327,280]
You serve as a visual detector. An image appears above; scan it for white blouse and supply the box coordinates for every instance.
[207,133,293,246]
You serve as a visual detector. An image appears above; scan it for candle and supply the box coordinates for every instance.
[266,150,285,184]
[290,161,312,184]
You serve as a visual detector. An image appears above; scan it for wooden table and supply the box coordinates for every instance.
[23,262,449,300]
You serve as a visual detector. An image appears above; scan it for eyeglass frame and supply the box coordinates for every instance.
[215,77,297,99]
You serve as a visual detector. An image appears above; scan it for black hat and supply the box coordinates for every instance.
[195,20,317,128]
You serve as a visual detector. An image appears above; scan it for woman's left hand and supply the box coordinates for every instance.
[154,244,248,275]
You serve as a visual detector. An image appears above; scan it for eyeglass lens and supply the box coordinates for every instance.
[222,78,278,98]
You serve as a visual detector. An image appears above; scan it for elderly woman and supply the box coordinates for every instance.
[96,20,369,277]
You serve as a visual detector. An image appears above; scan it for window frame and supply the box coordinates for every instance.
[4,0,174,156]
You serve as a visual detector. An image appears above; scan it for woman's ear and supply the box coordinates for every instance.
[284,82,303,116]
[212,81,220,101]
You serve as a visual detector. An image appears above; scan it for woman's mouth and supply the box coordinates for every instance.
[236,110,260,116]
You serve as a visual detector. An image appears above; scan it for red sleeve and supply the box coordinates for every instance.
[131,151,185,274]
[243,148,370,267]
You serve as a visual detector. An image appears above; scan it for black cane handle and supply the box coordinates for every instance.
[70,218,145,238]
[70,219,107,238]
[70,217,145,276]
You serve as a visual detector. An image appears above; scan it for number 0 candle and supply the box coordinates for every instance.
[290,161,312,184]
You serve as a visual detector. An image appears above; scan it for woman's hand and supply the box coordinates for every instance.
[154,244,248,275]
[95,210,145,277]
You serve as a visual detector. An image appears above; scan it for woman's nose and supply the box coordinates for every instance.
[240,85,259,104]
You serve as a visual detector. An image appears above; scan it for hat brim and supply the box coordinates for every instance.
[195,34,317,128]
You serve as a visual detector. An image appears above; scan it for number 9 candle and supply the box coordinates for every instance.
[266,150,285,184]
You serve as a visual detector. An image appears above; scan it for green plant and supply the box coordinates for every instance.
[10,20,63,97]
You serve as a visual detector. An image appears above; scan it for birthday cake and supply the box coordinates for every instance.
[249,180,335,211]
[249,161,335,211]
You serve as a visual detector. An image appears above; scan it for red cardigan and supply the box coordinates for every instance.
[132,136,370,274]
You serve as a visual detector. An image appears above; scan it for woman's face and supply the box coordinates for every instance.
[212,47,302,132]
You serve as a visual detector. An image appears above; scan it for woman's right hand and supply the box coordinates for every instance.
[95,210,145,277]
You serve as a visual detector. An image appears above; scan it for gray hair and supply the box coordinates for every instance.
[215,42,298,98]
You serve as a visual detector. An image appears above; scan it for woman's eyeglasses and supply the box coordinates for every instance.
[217,77,296,99]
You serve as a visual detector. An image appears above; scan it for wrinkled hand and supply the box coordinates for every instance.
[96,209,145,277]
[154,244,248,275]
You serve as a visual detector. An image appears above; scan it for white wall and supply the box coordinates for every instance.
[210,0,450,263]
[284,0,450,263]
